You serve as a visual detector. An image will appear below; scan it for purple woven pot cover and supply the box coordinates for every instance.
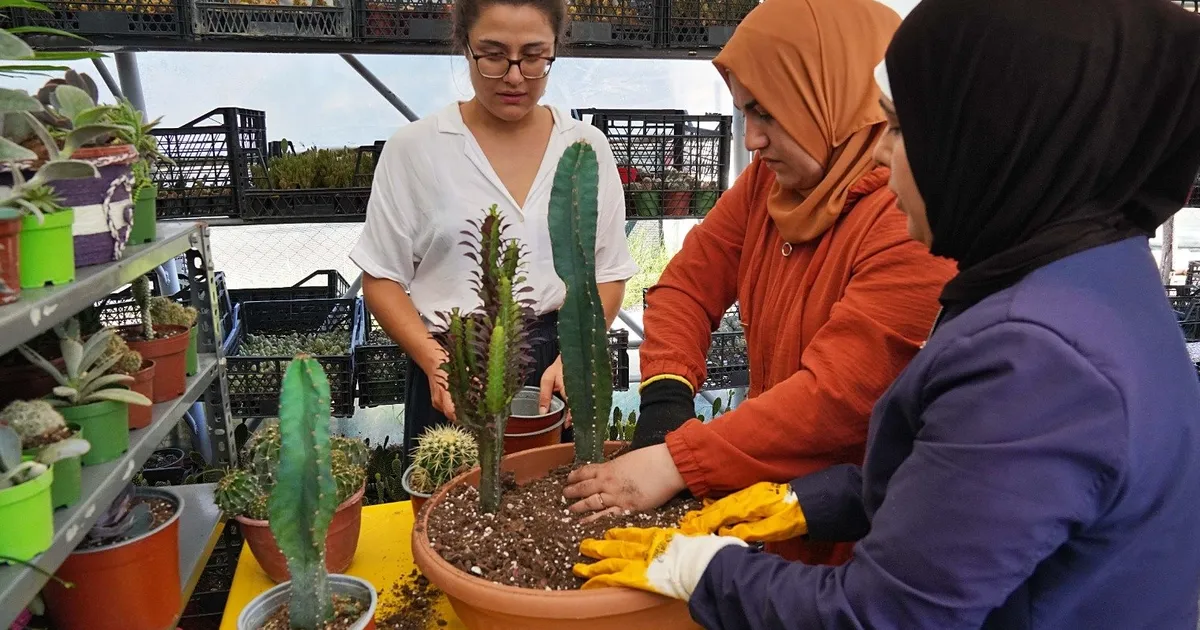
[52,160,134,267]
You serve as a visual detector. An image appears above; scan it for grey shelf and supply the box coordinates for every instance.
[0,222,200,356]
[0,354,218,628]
[167,483,224,607]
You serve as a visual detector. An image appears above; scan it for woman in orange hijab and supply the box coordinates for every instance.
[564,0,954,566]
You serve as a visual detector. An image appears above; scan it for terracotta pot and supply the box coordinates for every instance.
[122,324,189,402]
[504,387,567,455]
[401,464,431,516]
[127,360,156,429]
[43,487,182,630]
[0,210,20,305]
[662,191,693,217]
[0,357,65,408]
[413,442,700,630]
[236,484,365,583]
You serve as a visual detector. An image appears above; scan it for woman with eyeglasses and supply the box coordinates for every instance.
[351,0,636,457]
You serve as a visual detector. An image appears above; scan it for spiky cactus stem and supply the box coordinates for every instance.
[548,141,613,465]
[132,275,154,340]
[268,355,337,628]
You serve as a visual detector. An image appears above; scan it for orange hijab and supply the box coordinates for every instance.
[714,0,901,244]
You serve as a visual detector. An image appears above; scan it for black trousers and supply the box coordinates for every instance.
[403,312,568,464]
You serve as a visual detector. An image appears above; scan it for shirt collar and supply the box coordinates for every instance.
[436,101,574,137]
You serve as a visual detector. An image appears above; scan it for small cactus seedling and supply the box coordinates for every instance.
[101,329,143,376]
[149,296,197,329]
[436,204,536,513]
[132,275,154,340]
[269,355,337,628]
[547,141,613,465]
[0,400,71,450]
[408,425,478,495]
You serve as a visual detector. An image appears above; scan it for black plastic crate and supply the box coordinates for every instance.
[95,268,233,337]
[190,0,351,38]
[1171,295,1200,342]
[608,328,630,391]
[9,0,184,38]
[358,0,450,40]
[665,0,757,48]
[565,0,656,47]
[226,298,361,418]
[240,142,377,222]
[241,188,370,222]
[641,288,746,391]
[227,269,350,309]
[1188,261,1200,287]
[353,301,407,408]
[1166,284,1200,298]
[152,108,266,219]
[575,108,731,219]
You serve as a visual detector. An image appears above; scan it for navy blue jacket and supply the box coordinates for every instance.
[691,237,1200,629]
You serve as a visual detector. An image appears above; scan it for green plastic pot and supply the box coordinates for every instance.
[129,184,157,245]
[22,426,83,510]
[185,325,198,377]
[19,210,75,289]
[631,190,660,217]
[694,190,719,216]
[58,400,129,466]
[0,467,54,562]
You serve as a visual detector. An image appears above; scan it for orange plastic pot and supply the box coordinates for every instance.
[122,324,189,402]
[236,484,365,583]
[503,386,566,455]
[413,442,699,630]
[0,210,20,305]
[43,487,181,630]
[662,191,694,217]
[126,360,156,429]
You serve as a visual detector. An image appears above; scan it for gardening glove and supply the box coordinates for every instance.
[629,377,695,449]
[677,481,808,543]
[573,527,747,601]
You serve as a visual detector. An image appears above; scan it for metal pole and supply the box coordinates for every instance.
[340,54,419,122]
[1161,215,1176,284]
[114,53,147,116]
[91,59,124,101]
[731,107,749,178]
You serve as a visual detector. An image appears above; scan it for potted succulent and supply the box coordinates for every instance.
[661,169,695,217]
[607,407,638,442]
[236,356,378,630]
[17,321,153,465]
[121,275,190,401]
[1,400,89,509]
[99,330,155,429]
[401,425,478,515]
[693,181,719,216]
[149,293,199,376]
[0,208,18,304]
[503,386,567,454]
[625,178,660,218]
[43,483,184,630]
[413,142,695,629]
[33,71,139,268]
[0,424,87,561]
[214,420,368,583]
[106,99,172,245]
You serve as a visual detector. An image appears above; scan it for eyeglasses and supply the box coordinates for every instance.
[468,44,555,80]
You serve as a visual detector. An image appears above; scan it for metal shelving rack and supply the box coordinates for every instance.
[0,221,235,629]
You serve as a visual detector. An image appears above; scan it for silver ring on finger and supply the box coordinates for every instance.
[596,493,605,509]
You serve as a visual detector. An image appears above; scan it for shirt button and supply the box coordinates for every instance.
[781,242,793,257]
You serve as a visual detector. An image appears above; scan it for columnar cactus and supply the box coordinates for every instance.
[437,204,535,513]
[132,275,154,340]
[269,355,337,628]
[547,141,614,465]
[409,425,479,495]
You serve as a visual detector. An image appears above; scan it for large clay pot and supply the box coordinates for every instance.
[503,387,566,455]
[122,324,190,402]
[127,360,156,429]
[235,484,365,583]
[43,487,182,630]
[412,442,700,630]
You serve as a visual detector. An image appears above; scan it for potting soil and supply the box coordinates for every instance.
[375,570,446,630]
[79,496,174,549]
[425,467,700,590]
[258,595,367,630]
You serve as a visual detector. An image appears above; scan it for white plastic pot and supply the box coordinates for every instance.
[237,574,377,630]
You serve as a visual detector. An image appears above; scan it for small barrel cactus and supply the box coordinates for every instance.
[269,354,338,627]
[409,425,478,495]
[213,468,265,517]
[149,296,198,329]
[0,400,71,450]
[102,330,143,376]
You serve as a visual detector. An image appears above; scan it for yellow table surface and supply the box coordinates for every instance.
[221,501,467,630]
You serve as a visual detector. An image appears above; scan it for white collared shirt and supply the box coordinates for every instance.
[350,102,638,332]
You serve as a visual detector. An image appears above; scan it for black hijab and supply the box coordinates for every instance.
[886,0,1200,306]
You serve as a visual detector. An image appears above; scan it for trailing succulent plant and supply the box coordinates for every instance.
[547,141,614,465]
[436,204,536,513]
[17,321,153,409]
[100,329,144,376]
[0,423,88,490]
[85,483,154,547]
[407,425,478,495]
[212,420,367,520]
[149,295,198,329]
[0,400,72,450]
[270,355,339,628]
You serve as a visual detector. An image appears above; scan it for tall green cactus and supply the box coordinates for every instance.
[438,205,535,513]
[548,141,613,465]
[268,355,337,628]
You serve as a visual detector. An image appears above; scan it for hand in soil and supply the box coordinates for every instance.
[573,526,747,600]
[563,444,687,522]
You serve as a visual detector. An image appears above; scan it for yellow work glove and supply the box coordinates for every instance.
[573,527,747,601]
[677,481,808,543]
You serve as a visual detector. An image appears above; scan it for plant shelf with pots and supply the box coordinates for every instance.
[0,354,220,627]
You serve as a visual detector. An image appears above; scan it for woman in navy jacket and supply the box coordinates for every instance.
[572,0,1200,627]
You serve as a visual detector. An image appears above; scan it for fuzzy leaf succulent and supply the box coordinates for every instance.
[0,423,88,490]
[408,425,478,495]
[0,399,71,450]
[436,204,536,513]
[17,321,153,409]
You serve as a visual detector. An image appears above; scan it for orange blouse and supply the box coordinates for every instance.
[641,161,955,565]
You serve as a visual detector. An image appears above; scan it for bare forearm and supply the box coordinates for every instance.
[362,273,444,374]
[598,280,626,330]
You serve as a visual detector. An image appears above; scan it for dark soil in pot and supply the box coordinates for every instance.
[425,466,699,591]
[258,596,368,630]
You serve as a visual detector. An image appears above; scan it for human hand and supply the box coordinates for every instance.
[563,444,686,522]
[573,526,746,600]
[677,481,808,543]
[428,367,456,422]
[538,355,570,427]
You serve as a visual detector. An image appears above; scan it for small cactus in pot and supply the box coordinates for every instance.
[0,400,72,450]
[406,425,478,496]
